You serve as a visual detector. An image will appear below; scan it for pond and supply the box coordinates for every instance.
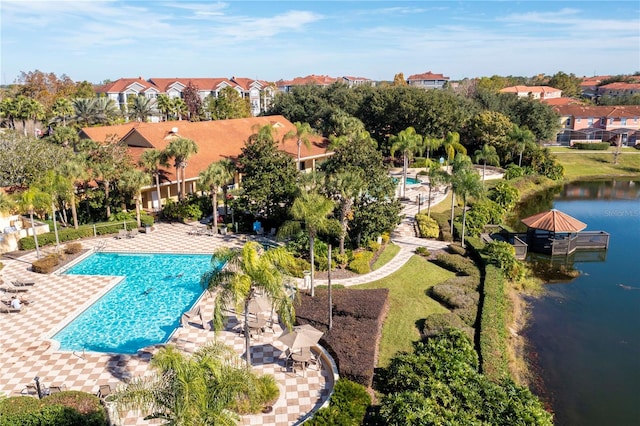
[521,180,640,425]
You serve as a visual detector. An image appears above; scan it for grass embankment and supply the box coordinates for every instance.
[549,146,640,180]
[371,243,400,270]
[355,255,453,367]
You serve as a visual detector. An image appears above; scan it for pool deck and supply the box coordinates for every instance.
[0,222,332,425]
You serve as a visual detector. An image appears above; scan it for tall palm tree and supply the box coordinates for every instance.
[423,136,443,161]
[71,98,97,127]
[326,171,364,256]
[201,242,296,367]
[284,121,315,171]
[442,131,467,166]
[156,94,172,121]
[109,342,269,425]
[426,161,449,218]
[449,154,473,240]
[389,127,423,198]
[50,97,74,126]
[35,170,73,251]
[57,157,88,229]
[165,137,199,201]
[198,160,234,228]
[139,149,170,211]
[15,186,51,259]
[473,144,500,185]
[508,124,536,167]
[171,97,187,121]
[16,96,46,136]
[0,97,18,129]
[129,95,157,122]
[278,192,338,297]
[452,165,484,247]
[118,168,151,228]
[92,97,119,125]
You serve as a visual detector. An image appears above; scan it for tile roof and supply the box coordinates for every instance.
[521,209,587,232]
[552,105,640,117]
[148,78,233,92]
[541,97,584,106]
[407,71,449,81]
[277,75,338,87]
[500,85,561,94]
[81,116,331,181]
[599,82,640,91]
[95,78,157,94]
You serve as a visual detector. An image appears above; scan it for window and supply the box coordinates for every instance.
[566,117,572,126]
[588,117,593,125]
[577,118,581,123]
[609,118,614,125]
[601,118,606,126]
[621,118,627,125]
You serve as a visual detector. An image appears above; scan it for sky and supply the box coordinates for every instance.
[1,1,639,85]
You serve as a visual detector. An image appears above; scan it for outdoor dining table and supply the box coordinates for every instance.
[290,347,313,376]
[246,317,268,337]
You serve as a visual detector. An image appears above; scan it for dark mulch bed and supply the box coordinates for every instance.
[294,287,390,388]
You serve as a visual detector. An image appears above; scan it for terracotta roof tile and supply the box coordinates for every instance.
[521,209,587,233]
[407,71,449,81]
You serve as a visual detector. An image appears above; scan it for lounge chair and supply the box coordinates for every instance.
[127,228,138,238]
[12,280,36,287]
[0,282,29,293]
[0,305,21,313]
[181,305,204,328]
[48,384,67,394]
[115,229,127,239]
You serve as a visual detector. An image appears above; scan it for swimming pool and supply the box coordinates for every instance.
[53,253,214,354]
[392,176,421,185]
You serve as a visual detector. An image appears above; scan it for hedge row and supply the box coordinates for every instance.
[422,312,475,341]
[430,212,452,242]
[573,142,610,150]
[0,391,106,426]
[414,213,439,239]
[432,253,480,277]
[18,219,147,250]
[478,265,510,380]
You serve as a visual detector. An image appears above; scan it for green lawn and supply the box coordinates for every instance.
[549,147,640,179]
[372,243,400,270]
[355,255,453,367]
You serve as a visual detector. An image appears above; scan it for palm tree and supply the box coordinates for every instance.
[57,158,88,229]
[165,137,199,201]
[50,97,75,127]
[425,161,449,218]
[92,97,119,125]
[284,121,315,171]
[473,144,500,185]
[508,125,536,167]
[198,160,234,229]
[139,149,170,211]
[35,170,73,251]
[442,131,467,166]
[16,96,45,136]
[15,186,51,259]
[0,97,18,129]
[171,97,188,121]
[201,241,296,367]
[156,94,172,121]
[71,98,97,127]
[389,127,423,198]
[423,136,443,161]
[109,342,270,425]
[129,95,157,122]
[326,171,364,256]
[449,154,473,240]
[118,168,151,228]
[278,192,338,297]
[452,165,484,247]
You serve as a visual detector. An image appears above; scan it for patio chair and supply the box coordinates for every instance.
[115,229,127,239]
[97,384,112,399]
[181,305,203,328]
[48,384,67,394]
[127,228,139,238]
[12,280,36,287]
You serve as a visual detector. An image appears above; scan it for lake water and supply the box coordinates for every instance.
[522,180,640,425]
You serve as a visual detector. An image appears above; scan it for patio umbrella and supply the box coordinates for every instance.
[278,324,323,350]
[247,294,272,314]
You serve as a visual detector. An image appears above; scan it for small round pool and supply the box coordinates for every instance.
[393,176,421,185]
[54,253,215,354]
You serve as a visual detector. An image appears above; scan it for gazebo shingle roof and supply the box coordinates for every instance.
[521,209,587,233]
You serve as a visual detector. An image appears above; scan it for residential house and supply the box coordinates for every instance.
[499,85,562,100]
[580,75,610,99]
[80,116,333,210]
[406,71,449,89]
[552,105,640,145]
[96,77,276,117]
[275,75,339,93]
[597,82,640,99]
[341,76,374,87]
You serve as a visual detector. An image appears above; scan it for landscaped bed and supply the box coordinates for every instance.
[294,287,389,388]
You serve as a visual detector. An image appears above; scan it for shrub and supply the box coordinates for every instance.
[483,241,525,281]
[430,284,479,309]
[479,265,509,380]
[333,252,349,268]
[307,379,371,426]
[454,305,479,328]
[0,392,106,426]
[440,275,481,291]
[162,199,203,222]
[422,312,474,341]
[415,246,430,257]
[381,232,391,244]
[432,253,479,277]
[255,375,279,407]
[31,253,63,274]
[415,213,439,238]
[489,181,520,211]
[348,251,374,274]
[503,163,525,180]
[431,212,451,241]
[64,242,82,255]
[367,239,381,253]
[573,142,610,150]
[464,199,505,236]
[448,243,466,256]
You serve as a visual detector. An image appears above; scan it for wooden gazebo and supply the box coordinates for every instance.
[521,209,608,255]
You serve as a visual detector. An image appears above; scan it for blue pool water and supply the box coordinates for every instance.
[393,176,421,185]
[54,253,214,354]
